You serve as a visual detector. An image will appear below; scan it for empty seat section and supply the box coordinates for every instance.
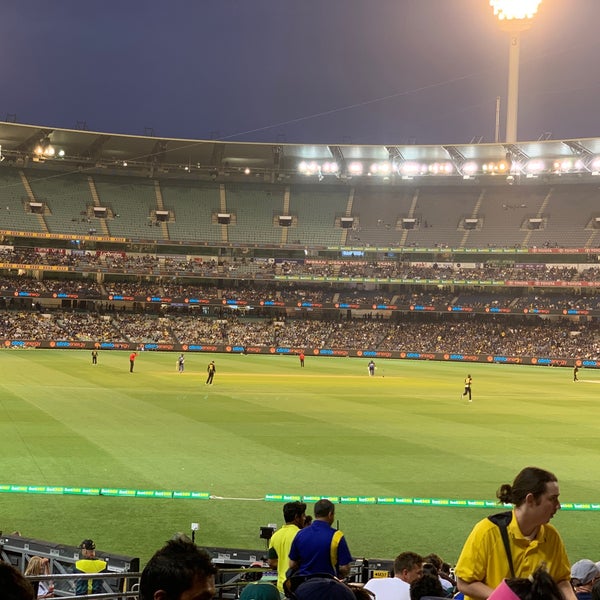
[94,175,159,239]
[225,184,282,244]
[351,188,414,246]
[530,184,597,248]
[288,185,347,246]
[160,181,221,243]
[0,167,46,233]
[404,186,480,247]
[467,186,549,248]
[27,170,93,235]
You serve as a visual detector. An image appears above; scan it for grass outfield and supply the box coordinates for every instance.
[2,349,600,565]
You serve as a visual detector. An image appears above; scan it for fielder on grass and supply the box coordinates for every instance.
[368,360,376,376]
[462,374,472,402]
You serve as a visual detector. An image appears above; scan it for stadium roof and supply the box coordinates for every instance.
[2,121,600,183]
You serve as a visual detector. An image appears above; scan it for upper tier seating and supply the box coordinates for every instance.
[160,180,221,243]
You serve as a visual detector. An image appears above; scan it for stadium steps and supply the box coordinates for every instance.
[19,170,49,233]
[87,176,110,236]
[219,183,228,242]
[459,188,486,247]
[399,189,419,247]
[522,187,553,248]
[585,231,597,248]
[280,187,290,245]
[340,188,355,246]
[153,180,169,240]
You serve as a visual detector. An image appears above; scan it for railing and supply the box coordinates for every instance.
[26,567,283,599]
[26,571,139,600]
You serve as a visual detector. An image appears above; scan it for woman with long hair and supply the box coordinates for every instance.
[24,557,54,599]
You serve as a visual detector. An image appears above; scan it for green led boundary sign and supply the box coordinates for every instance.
[264,493,600,511]
[0,484,209,500]
[2,485,599,511]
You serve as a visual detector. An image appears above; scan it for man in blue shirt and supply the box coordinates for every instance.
[288,499,353,579]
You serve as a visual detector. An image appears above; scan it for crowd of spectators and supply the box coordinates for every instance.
[2,246,600,359]
[2,246,600,283]
[1,310,599,359]
[1,271,600,315]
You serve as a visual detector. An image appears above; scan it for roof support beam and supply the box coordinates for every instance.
[210,142,225,172]
[443,145,467,176]
[15,128,53,153]
[328,146,346,176]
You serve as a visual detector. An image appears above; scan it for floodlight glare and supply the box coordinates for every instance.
[463,162,478,175]
[400,162,420,176]
[490,0,542,20]
[526,159,545,173]
[348,161,363,175]
[321,162,338,174]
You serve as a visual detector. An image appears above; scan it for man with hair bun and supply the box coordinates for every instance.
[455,466,576,600]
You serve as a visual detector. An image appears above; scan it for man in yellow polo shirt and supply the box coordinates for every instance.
[455,466,576,600]
[267,501,306,594]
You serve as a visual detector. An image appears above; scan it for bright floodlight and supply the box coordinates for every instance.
[490,0,542,20]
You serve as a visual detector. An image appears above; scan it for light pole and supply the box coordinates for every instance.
[490,0,542,143]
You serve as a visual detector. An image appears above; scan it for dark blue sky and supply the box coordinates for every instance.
[2,0,599,145]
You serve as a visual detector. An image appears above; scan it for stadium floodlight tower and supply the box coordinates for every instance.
[490,0,542,143]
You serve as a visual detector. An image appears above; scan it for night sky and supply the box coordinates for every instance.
[2,0,599,145]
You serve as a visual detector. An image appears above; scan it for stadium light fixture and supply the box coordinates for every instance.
[321,162,339,174]
[490,0,542,143]
[369,161,392,176]
[463,161,478,175]
[526,158,545,173]
[490,0,542,20]
[399,161,426,177]
[348,161,363,175]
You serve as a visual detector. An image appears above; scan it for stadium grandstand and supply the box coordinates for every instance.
[1,121,600,367]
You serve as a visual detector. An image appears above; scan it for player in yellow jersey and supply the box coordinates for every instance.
[462,374,472,402]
